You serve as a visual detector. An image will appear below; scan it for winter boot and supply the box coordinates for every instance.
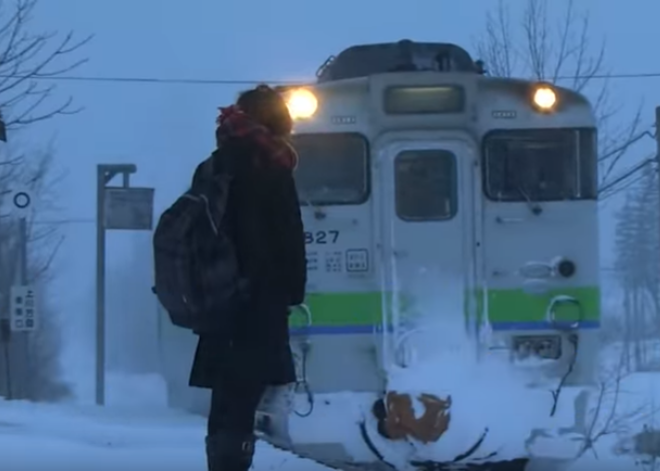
[205,431,256,471]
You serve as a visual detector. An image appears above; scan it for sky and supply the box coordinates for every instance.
[7,0,660,397]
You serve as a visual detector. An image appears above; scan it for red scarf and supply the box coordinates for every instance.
[216,105,298,170]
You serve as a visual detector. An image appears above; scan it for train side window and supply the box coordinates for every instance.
[395,149,457,221]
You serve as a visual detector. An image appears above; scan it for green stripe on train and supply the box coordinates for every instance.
[290,286,600,327]
[487,287,599,323]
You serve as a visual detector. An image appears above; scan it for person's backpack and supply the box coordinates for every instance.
[152,155,245,333]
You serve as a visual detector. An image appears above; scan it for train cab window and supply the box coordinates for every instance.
[395,150,457,221]
[483,128,597,202]
[291,133,369,205]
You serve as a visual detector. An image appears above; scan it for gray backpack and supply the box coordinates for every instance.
[152,155,246,333]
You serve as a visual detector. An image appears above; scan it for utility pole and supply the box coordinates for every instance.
[655,107,660,249]
[95,164,154,406]
[656,107,660,170]
[655,107,660,341]
[0,114,8,400]
[0,185,36,402]
[656,106,660,163]
[18,213,28,399]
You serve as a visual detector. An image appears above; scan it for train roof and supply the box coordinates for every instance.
[316,40,480,82]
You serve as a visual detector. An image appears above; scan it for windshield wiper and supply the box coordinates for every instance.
[515,184,543,216]
[303,196,327,220]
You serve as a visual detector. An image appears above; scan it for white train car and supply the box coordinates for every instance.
[156,40,601,470]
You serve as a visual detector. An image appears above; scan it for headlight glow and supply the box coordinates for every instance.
[532,85,557,111]
[286,89,318,119]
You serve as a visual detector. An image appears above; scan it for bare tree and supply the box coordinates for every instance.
[475,0,647,192]
[573,353,656,463]
[613,168,660,372]
[0,0,91,129]
[0,0,90,401]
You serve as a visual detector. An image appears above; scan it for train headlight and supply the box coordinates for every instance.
[532,85,557,111]
[286,89,318,120]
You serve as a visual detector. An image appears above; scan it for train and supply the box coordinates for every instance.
[155,40,601,470]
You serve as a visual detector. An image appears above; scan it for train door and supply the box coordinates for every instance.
[480,129,600,334]
[378,139,478,367]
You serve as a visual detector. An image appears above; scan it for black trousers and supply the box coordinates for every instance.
[207,376,267,437]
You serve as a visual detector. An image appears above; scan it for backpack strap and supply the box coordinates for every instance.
[211,142,239,179]
[201,156,215,179]
[191,148,235,191]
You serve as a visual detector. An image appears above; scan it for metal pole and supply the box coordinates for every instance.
[1,319,11,399]
[655,107,660,241]
[655,107,660,336]
[0,221,13,398]
[94,163,138,407]
[0,122,8,399]
[656,107,660,167]
[95,166,106,406]
[18,217,27,400]
[19,218,27,285]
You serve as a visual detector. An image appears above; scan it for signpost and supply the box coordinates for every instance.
[11,190,31,215]
[9,187,33,288]
[0,186,34,399]
[6,187,32,216]
[9,286,38,332]
[96,164,154,406]
[104,187,154,230]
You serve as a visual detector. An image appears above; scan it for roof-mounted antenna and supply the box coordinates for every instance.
[389,39,416,72]
[316,55,336,78]
[436,51,451,72]
[475,60,487,75]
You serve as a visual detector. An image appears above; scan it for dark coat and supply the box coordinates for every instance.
[188,137,306,390]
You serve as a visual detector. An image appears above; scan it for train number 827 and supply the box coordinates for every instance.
[304,230,339,244]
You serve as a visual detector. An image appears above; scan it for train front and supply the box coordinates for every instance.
[266,43,601,470]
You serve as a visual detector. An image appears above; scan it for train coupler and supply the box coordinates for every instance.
[372,391,452,444]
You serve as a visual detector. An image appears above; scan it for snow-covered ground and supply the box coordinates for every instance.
[0,372,327,471]
[0,344,658,470]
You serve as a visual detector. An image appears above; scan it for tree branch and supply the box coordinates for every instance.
[476,0,648,194]
[573,353,655,461]
[0,0,91,128]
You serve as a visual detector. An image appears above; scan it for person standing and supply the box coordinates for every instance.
[187,85,307,471]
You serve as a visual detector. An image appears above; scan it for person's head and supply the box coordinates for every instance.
[236,84,293,137]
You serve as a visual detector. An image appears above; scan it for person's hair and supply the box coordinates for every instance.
[236,84,293,136]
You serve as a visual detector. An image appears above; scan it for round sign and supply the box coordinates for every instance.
[8,188,33,216]
[13,191,31,209]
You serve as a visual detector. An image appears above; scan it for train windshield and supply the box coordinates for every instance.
[291,133,369,205]
[483,128,597,202]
